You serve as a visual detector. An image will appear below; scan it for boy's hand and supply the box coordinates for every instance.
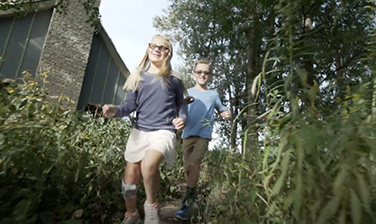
[172,118,186,131]
[220,110,232,120]
[102,104,117,118]
[184,96,195,104]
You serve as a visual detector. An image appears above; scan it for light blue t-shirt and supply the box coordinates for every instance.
[182,87,226,140]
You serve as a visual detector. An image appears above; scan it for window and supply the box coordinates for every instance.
[77,32,127,110]
[0,10,52,78]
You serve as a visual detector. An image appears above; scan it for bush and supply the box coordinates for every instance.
[191,82,376,224]
[260,83,376,224]
[2,73,375,224]
[0,73,131,224]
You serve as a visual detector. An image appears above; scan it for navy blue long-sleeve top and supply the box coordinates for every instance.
[115,72,187,132]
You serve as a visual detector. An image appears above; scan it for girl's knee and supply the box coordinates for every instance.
[124,174,140,184]
[124,165,141,184]
[141,160,160,172]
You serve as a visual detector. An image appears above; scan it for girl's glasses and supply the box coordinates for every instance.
[149,43,169,53]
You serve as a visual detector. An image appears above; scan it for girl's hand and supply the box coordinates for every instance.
[184,96,195,104]
[102,104,117,118]
[172,118,185,131]
[220,110,232,120]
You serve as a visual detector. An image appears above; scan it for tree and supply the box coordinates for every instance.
[154,0,374,153]
[154,0,271,152]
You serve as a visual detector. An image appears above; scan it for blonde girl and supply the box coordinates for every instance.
[103,34,186,224]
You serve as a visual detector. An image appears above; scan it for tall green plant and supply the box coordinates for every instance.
[252,1,376,221]
[0,73,131,223]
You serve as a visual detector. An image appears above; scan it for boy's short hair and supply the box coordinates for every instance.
[194,59,212,73]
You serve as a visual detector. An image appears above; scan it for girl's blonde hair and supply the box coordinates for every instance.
[123,34,186,94]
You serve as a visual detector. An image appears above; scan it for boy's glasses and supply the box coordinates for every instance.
[195,70,210,76]
[149,43,169,53]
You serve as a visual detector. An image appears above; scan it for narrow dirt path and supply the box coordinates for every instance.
[159,200,187,224]
[159,182,191,224]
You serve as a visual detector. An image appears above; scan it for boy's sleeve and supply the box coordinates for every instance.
[175,79,187,121]
[115,90,138,118]
[215,92,226,112]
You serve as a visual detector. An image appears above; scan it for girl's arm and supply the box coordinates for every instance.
[184,96,195,104]
[172,79,187,131]
[175,79,188,121]
[114,90,138,118]
[215,92,232,120]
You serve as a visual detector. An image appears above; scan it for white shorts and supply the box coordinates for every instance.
[124,128,177,168]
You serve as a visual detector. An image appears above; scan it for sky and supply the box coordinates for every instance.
[99,0,182,72]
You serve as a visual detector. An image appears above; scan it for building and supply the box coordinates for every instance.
[0,0,129,109]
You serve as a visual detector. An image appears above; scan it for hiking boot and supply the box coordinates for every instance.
[120,210,141,224]
[144,202,160,224]
[175,204,189,221]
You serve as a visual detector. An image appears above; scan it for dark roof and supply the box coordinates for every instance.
[0,0,56,18]
[96,25,129,78]
[0,0,129,78]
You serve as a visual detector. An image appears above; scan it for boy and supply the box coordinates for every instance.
[175,59,231,220]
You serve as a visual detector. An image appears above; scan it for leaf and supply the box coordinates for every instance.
[311,197,323,217]
[240,217,253,224]
[249,188,258,202]
[12,199,32,221]
[261,145,271,172]
[350,188,361,224]
[58,220,82,224]
[291,133,304,170]
[0,133,4,145]
[304,163,316,196]
[227,189,236,199]
[267,201,277,215]
[293,174,303,218]
[317,193,343,224]
[278,114,292,131]
[299,125,319,153]
[71,209,83,219]
[338,209,346,224]
[269,134,288,173]
[216,205,227,212]
[74,166,80,183]
[39,210,55,224]
[356,172,370,211]
[270,149,292,197]
[333,166,347,196]
[283,191,294,210]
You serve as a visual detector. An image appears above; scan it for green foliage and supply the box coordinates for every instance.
[2,1,376,223]
[0,73,130,223]
[252,1,376,220]
[198,149,267,224]
[262,92,376,223]
[155,0,375,151]
[192,61,376,224]
[0,73,194,223]
[154,1,376,223]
